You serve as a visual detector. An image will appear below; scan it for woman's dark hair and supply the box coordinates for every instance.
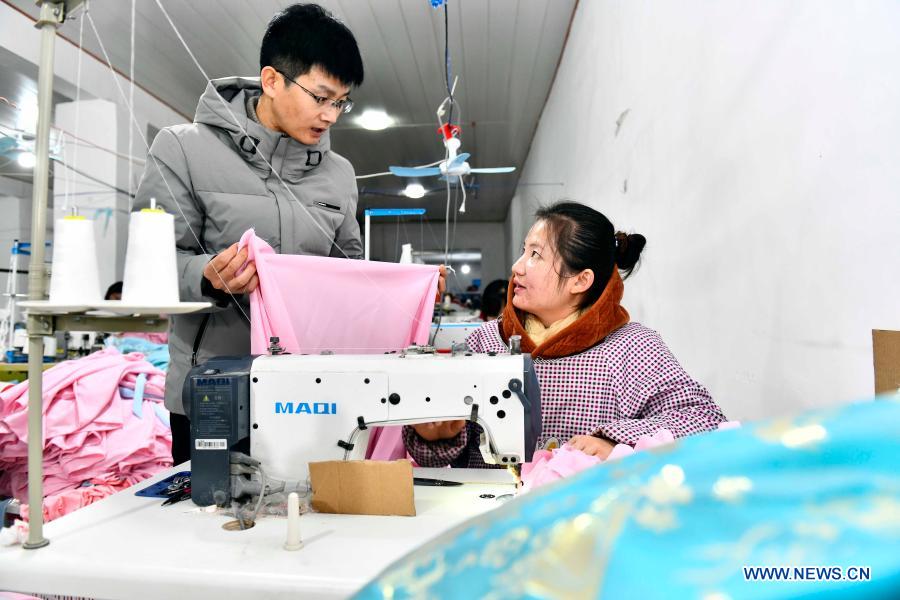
[104,281,123,300]
[481,279,508,319]
[534,201,646,308]
[260,4,364,87]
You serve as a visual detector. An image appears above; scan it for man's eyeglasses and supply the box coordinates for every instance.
[276,69,354,114]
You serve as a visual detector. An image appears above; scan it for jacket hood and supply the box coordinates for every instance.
[194,77,331,181]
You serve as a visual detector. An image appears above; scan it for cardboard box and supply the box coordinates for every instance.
[308,460,416,516]
[872,330,900,395]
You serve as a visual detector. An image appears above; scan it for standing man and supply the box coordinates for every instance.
[134,4,366,463]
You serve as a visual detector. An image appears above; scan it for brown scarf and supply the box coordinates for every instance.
[499,269,630,359]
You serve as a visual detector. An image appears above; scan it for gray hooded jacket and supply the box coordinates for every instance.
[134,77,362,415]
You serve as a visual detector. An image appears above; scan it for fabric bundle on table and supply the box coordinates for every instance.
[239,229,440,355]
[357,400,900,599]
[0,348,172,520]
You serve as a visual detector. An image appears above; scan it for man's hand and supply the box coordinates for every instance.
[567,434,616,459]
[413,420,466,442]
[203,243,259,294]
[436,265,447,303]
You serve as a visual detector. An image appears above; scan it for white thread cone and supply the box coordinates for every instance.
[399,243,413,264]
[49,216,102,304]
[122,207,179,305]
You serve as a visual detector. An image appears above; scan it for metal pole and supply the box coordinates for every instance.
[23,0,67,550]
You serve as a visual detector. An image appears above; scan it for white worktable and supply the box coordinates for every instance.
[0,465,516,599]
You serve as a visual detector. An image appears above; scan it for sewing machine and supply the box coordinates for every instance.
[187,345,541,506]
[430,322,483,351]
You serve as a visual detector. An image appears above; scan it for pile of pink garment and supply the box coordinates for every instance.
[520,423,741,492]
[520,430,677,492]
[19,475,135,522]
[239,229,440,355]
[0,348,172,520]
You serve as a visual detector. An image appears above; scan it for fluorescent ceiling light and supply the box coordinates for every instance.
[460,264,471,275]
[403,183,426,199]
[355,109,395,131]
[17,151,36,169]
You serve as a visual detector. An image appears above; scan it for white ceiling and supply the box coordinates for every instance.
[4,0,576,221]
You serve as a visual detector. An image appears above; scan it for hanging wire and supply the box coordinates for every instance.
[52,156,133,197]
[84,10,252,324]
[128,0,136,209]
[443,1,454,128]
[62,1,88,213]
[458,174,467,213]
[0,120,145,165]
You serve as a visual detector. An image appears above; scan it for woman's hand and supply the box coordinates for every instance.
[413,420,466,441]
[567,434,616,459]
[204,243,258,294]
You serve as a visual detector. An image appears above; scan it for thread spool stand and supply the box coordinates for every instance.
[19,0,210,551]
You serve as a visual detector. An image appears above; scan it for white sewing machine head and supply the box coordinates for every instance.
[187,346,541,506]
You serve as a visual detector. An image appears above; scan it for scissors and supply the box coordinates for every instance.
[161,486,191,506]
[161,475,192,506]
[413,477,463,487]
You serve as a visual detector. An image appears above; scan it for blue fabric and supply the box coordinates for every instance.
[131,372,147,419]
[118,387,164,401]
[356,398,900,599]
[153,403,170,428]
[105,336,169,371]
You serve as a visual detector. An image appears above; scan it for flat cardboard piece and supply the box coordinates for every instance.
[873,330,900,395]
[309,460,416,516]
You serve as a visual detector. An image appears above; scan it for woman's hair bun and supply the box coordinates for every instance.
[614,231,646,278]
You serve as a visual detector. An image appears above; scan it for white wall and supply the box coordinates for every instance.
[508,0,900,420]
[367,221,508,293]
[1,3,188,286]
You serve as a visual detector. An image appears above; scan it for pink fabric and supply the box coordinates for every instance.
[366,426,413,461]
[520,422,742,491]
[520,446,602,492]
[239,229,440,355]
[19,476,132,522]
[0,520,29,546]
[520,430,675,492]
[605,428,677,462]
[0,349,172,502]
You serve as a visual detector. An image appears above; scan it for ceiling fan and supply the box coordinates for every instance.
[380,1,514,215]
[389,123,515,181]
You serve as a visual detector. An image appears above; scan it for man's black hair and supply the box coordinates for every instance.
[260,3,364,88]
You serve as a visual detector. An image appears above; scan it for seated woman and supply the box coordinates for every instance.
[404,201,726,467]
